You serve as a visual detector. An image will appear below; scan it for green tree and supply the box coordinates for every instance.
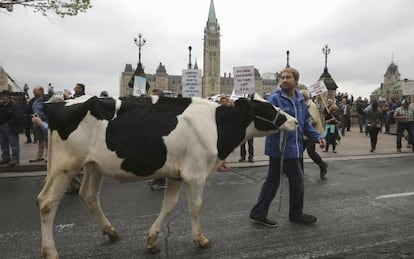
[0,0,92,17]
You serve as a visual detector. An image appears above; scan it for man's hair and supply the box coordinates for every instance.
[280,67,300,81]
[35,86,44,93]
[151,89,164,97]
[220,96,229,102]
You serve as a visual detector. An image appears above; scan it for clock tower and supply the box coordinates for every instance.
[203,0,221,97]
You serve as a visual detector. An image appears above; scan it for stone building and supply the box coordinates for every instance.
[119,0,279,97]
[370,61,413,102]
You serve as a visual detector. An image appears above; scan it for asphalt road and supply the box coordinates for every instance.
[1,157,414,258]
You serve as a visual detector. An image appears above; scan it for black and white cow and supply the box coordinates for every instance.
[37,93,297,258]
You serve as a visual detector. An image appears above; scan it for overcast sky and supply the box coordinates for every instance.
[1,0,413,99]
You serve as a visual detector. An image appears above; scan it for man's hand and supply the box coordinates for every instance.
[318,138,326,149]
[32,114,43,127]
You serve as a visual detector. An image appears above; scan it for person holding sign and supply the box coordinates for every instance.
[249,67,325,227]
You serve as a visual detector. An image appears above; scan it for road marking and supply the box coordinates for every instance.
[375,192,414,199]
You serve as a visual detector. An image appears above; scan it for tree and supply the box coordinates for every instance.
[0,0,92,17]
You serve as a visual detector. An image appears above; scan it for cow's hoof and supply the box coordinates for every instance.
[198,240,213,249]
[41,246,59,259]
[147,245,160,254]
[103,230,122,242]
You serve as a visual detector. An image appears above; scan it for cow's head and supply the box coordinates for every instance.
[236,93,298,137]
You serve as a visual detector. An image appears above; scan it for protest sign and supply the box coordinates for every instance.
[233,66,255,95]
[133,76,147,96]
[182,69,202,97]
[307,80,328,96]
[402,81,414,95]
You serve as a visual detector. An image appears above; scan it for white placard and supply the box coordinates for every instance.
[182,69,202,97]
[133,76,147,97]
[233,66,255,95]
[307,80,328,96]
[402,81,414,95]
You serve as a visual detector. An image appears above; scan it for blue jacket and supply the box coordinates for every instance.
[265,88,323,158]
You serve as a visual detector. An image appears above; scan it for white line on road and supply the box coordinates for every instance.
[375,192,414,199]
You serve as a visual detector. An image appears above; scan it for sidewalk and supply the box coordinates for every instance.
[0,137,47,173]
[0,127,413,175]
[225,126,414,167]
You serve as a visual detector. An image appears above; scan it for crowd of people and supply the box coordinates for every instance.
[0,83,110,193]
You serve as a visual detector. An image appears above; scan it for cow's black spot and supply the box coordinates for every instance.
[46,96,116,140]
[106,97,192,176]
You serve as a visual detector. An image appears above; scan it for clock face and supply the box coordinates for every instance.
[210,25,215,32]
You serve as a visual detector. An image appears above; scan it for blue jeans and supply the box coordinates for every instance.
[396,122,414,150]
[0,126,20,161]
[250,157,304,220]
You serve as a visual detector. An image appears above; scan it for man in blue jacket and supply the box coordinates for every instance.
[250,67,326,227]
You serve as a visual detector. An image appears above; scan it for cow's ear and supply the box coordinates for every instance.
[249,93,255,101]
[234,98,251,113]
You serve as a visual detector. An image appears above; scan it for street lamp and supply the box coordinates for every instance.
[322,44,331,70]
[188,46,192,69]
[134,33,146,64]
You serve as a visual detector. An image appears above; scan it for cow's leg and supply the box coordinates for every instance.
[79,163,122,242]
[183,179,212,249]
[37,170,74,259]
[147,179,181,253]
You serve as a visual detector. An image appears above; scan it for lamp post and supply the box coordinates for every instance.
[188,46,192,69]
[322,44,331,70]
[134,33,146,64]
[286,50,290,68]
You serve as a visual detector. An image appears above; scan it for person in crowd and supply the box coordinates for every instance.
[0,90,24,167]
[239,138,254,163]
[63,84,87,194]
[364,101,383,152]
[379,100,389,134]
[323,98,334,116]
[338,97,351,136]
[28,86,48,163]
[301,90,327,179]
[393,99,414,152]
[23,83,30,99]
[73,83,85,98]
[148,89,167,190]
[356,100,367,134]
[249,67,325,227]
[21,99,33,144]
[217,96,231,171]
[47,83,54,98]
[323,104,340,153]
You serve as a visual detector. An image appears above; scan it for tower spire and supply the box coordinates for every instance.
[208,0,217,24]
